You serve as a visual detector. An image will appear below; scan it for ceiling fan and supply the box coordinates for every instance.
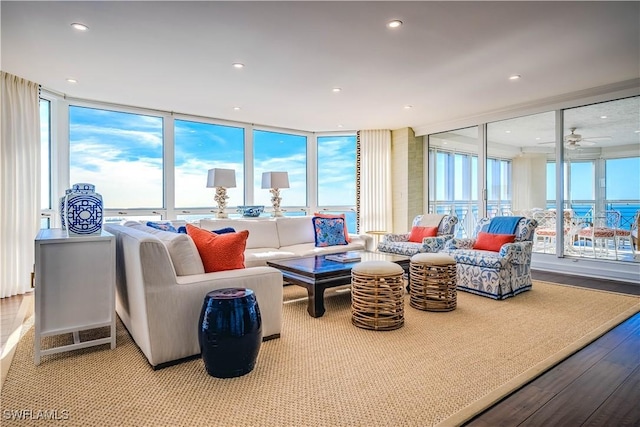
[539,127,611,150]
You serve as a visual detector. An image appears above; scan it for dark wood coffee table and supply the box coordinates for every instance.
[267,251,410,318]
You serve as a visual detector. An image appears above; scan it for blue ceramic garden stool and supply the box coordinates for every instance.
[198,288,262,378]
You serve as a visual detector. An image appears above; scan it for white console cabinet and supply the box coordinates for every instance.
[34,229,116,365]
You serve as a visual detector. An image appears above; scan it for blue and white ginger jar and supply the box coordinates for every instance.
[64,183,103,236]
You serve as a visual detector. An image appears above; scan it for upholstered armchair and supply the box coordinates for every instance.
[444,216,538,300]
[377,214,458,256]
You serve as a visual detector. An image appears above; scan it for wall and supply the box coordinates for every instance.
[512,154,548,212]
[391,128,424,233]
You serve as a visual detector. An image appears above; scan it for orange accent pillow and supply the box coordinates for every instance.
[473,232,516,252]
[313,213,350,243]
[408,226,438,243]
[186,224,248,272]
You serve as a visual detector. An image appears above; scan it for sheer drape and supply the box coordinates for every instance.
[357,129,392,234]
[1,72,40,298]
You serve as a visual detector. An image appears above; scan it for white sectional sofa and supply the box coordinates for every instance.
[199,216,374,267]
[104,223,284,368]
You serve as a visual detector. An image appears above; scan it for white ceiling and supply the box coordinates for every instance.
[2,1,639,134]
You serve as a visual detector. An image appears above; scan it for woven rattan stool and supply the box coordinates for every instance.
[351,261,405,330]
[409,253,457,312]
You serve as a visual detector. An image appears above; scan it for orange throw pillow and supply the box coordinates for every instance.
[408,226,438,243]
[313,213,350,243]
[473,232,516,252]
[186,224,248,272]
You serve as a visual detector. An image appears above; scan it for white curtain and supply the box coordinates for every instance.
[1,72,40,298]
[358,129,392,234]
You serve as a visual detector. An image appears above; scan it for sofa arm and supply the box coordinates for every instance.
[445,237,475,250]
[139,266,284,366]
[421,235,452,253]
[498,241,533,263]
[349,234,374,251]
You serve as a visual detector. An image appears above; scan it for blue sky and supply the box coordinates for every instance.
[68,106,356,210]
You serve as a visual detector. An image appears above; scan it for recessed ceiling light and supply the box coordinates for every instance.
[505,130,511,133]
[635,130,640,133]
[404,105,413,109]
[66,78,77,83]
[337,124,344,128]
[232,63,244,69]
[71,23,89,31]
[233,106,241,111]
[332,87,342,93]
[509,75,521,80]
[387,20,403,28]
[535,137,541,140]
[600,115,607,119]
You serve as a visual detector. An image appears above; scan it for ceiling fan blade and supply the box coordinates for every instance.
[537,141,556,145]
[578,140,596,146]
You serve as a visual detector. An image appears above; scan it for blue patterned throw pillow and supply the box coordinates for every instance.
[312,217,348,247]
[211,227,236,235]
[146,221,187,234]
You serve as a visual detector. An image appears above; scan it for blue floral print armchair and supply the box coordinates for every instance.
[377,215,458,256]
[444,217,538,300]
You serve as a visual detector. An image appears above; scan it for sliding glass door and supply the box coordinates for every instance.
[428,127,479,238]
[562,96,640,262]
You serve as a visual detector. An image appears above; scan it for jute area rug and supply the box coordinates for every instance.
[1,281,638,427]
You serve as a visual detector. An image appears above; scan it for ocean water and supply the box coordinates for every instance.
[554,203,638,230]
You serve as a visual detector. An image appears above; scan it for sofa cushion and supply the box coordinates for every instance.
[312,217,348,247]
[473,232,516,252]
[313,213,350,243]
[450,249,507,269]
[186,224,248,272]
[276,216,316,247]
[200,218,280,249]
[244,248,297,267]
[285,242,366,257]
[408,226,438,242]
[125,223,205,276]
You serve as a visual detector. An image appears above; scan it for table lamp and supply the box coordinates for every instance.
[261,171,289,217]
[207,168,236,218]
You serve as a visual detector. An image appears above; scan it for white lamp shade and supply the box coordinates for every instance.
[206,168,236,188]
[261,171,289,189]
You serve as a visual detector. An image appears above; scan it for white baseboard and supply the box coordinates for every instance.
[532,254,640,285]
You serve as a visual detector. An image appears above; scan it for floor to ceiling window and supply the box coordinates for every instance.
[44,96,356,226]
[428,126,479,238]
[426,96,639,265]
[487,111,557,254]
[561,96,640,262]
